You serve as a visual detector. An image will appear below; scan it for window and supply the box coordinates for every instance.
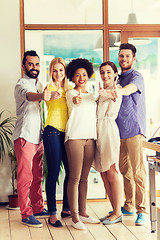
[24,0,103,24]
[109,0,160,24]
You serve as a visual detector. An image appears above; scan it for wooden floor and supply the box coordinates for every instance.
[0,201,158,240]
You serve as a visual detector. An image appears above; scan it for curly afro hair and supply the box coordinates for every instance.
[67,58,94,81]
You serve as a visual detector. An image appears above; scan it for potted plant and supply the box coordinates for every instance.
[8,148,18,208]
[0,110,18,208]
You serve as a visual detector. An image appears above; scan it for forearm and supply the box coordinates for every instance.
[120,83,138,96]
[26,92,44,102]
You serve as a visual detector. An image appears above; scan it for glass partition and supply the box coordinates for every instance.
[24,0,102,24]
[109,0,160,24]
[25,30,103,95]
[109,37,160,139]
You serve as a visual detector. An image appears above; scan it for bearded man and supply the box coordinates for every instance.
[13,50,51,227]
[113,43,147,226]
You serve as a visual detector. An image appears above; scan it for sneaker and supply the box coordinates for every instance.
[34,208,49,218]
[109,207,136,215]
[135,213,146,226]
[22,215,43,227]
[121,207,136,215]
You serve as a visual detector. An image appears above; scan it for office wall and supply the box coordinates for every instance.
[0,0,21,202]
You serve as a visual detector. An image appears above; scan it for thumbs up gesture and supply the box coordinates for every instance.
[111,82,118,101]
[98,82,107,97]
[43,84,51,101]
[73,89,82,104]
[57,82,62,94]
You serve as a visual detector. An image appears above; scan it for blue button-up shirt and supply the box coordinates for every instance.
[116,68,146,139]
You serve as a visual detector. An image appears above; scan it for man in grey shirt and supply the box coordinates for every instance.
[13,50,51,227]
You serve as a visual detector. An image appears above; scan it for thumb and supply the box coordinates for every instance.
[99,82,102,90]
[113,82,116,89]
[58,82,61,91]
[78,89,81,96]
[45,83,49,90]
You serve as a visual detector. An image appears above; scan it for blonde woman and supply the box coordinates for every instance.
[43,57,72,227]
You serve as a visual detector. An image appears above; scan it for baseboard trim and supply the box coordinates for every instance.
[1,190,160,205]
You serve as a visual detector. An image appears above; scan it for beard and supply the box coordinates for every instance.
[119,62,132,72]
[121,66,132,71]
[25,68,39,79]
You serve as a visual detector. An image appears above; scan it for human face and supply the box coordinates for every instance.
[118,49,136,72]
[100,65,117,88]
[72,68,88,90]
[52,63,65,85]
[24,56,40,79]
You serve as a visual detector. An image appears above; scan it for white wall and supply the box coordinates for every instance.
[0,0,21,202]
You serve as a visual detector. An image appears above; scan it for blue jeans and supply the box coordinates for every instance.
[43,125,70,215]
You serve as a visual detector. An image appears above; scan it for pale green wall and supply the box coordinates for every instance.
[0,0,21,202]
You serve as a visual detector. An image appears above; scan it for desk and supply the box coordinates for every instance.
[143,141,160,233]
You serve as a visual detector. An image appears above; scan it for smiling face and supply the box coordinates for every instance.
[52,63,65,85]
[118,49,136,73]
[24,55,40,79]
[100,64,117,88]
[72,68,89,90]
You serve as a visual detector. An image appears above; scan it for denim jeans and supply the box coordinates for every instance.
[43,125,70,215]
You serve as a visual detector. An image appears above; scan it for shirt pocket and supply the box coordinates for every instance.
[20,138,27,147]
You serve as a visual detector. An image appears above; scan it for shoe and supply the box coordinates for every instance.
[79,215,100,224]
[99,215,108,222]
[71,221,87,230]
[102,215,122,225]
[135,213,146,226]
[34,208,49,218]
[109,207,136,215]
[48,218,63,227]
[121,207,136,215]
[22,215,43,228]
[61,211,71,218]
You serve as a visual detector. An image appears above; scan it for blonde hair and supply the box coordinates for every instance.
[49,57,69,91]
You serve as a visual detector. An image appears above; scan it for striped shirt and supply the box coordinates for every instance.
[116,68,146,139]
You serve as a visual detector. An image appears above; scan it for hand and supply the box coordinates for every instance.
[43,84,51,101]
[73,89,82,104]
[51,82,62,100]
[111,82,119,101]
[98,82,107,97]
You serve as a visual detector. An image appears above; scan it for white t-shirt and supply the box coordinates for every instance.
[65,89,97,142]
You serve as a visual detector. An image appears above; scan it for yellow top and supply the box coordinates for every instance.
[44,84,72,132]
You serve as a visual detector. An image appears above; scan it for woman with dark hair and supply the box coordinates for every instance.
[65,58,100,230]
[93,61,123,225]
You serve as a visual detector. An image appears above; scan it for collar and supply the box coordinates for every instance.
[118,68,134,78]
[23,73,38,85]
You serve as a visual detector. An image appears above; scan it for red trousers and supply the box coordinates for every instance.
[14,138,44,219]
